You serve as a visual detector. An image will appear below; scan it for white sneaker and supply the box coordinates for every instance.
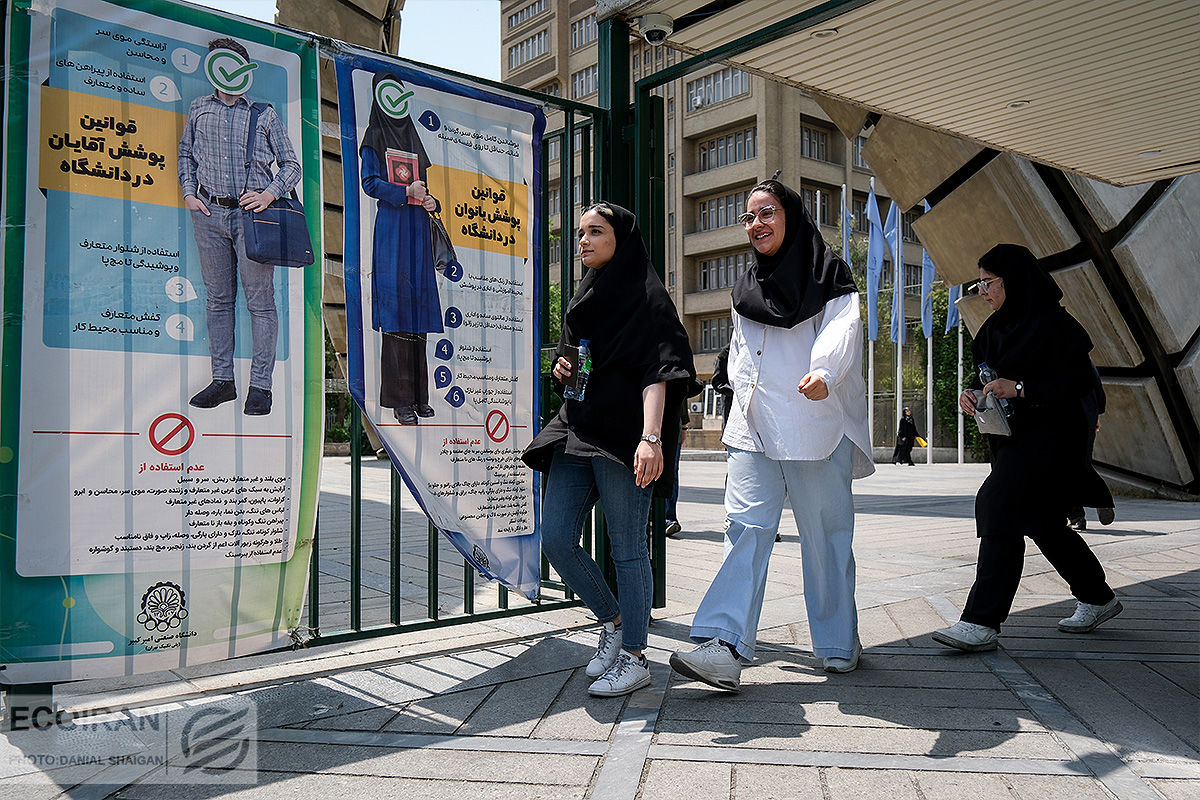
[586,621,622,678]
[932,620,999,652]
[1058,598,1123,633]
[823,640,862,673]
[588,650,652,696]
[669,638,742,691]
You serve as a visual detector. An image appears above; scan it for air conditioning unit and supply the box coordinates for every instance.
[691,95,705,110]
[689,401,703,413]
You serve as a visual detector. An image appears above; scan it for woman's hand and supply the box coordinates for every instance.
[982,378,1020,399]
[422,194,437,212]
[797,372,829,401]
[551,356,572,382]
[959,389,977,415]
[407,179,427,202]
[634,440,663,488]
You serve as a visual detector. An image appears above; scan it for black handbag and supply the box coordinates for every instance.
[241,103,314,268]
[430,213,460,275]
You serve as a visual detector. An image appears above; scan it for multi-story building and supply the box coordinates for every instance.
[501,2,925,437]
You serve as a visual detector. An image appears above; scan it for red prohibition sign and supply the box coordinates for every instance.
[485,409,510,443]
[149,413,195,456]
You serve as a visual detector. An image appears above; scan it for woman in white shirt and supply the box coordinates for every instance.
[670,179,874,691]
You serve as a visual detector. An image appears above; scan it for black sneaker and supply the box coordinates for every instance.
[394,407,418,425]
[244,386,272,416]
[665,519,682,538]
[190,380,236,409]
[413,403,435,418]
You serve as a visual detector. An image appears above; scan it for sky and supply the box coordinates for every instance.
[197,0,501,80]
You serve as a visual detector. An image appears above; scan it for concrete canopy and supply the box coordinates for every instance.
[599,0,1200,187]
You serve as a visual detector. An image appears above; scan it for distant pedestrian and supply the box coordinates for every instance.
[1067,361,1115,530]
[664,402,690,537]
[934,244,1122,654]
[669,179,874,692]
[522,202,698,697]
[711,343,734,432]
[891,407,919,465]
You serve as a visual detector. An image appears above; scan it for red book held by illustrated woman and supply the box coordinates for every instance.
[385,149,424,204]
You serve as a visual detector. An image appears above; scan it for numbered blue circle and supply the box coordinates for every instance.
[434,365,453,389]
[445,386,465,408]
[444,306,462,328]
[418,109,441,131]
[434,338,454,361]
[443,261,464,282]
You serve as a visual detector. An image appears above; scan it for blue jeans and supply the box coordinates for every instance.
[540,447,653,652]
[191,206,277,390]
[664,434,683,520]
[690,437,858,661]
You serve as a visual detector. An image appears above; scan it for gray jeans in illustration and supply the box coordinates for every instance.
[190,206,277,391]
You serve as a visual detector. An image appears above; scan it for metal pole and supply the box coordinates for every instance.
[957,320,965,463]
[895,219,904,438]
[868,340,874,449]
[926,333,934,465]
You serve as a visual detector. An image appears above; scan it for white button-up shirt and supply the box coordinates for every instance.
[722,292,875,478]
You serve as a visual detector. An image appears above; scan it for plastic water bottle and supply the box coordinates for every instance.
[563,339,591,401]
[978,361,1013,418]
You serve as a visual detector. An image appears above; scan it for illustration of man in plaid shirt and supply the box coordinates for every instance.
[178,37,301,416]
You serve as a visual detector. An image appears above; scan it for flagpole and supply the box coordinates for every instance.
[926,328,933,465]
[895,209,903,439]
[957,318,964,464]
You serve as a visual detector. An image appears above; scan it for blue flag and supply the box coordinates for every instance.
[883,201,903,344]
[865,186,886,341]
[946,283,961,333]
[841,191,852,271]
[920,201,935,338]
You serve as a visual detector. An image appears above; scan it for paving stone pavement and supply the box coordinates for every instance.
[3,457,1197,799]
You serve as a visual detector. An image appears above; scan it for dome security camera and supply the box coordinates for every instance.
[639,13,673,45]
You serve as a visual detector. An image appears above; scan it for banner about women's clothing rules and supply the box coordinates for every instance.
[334,49,545,600]
[0,0,323,683]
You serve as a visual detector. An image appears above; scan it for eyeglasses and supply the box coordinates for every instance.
[737,205,778,226]
[970,276,1003,295]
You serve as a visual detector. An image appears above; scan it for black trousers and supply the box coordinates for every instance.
[380,331,429,408]
[961,527,1115,631]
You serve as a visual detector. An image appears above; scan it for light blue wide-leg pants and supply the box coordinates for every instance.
[689,436,859,662]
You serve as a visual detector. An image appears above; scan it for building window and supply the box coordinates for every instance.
[800,125,830,162]
[686,67,749,111]
[547,137,560,161]
[853,136,870,168]
[698,189,750,232]
[801,188,831,226]
[697,126,756,172]
[699,251,752,291]
[701,316,733,352]
[571,65,598,99]
[548,186,561,210]
[904,263,921,293]
[508,30,548,70]
[507,0,547,29]
[852,199,870,233]
[570,14,597,49]
[536,81,560,97]
[902,211,920,242]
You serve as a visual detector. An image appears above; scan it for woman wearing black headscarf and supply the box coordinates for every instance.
[669,180,874,692]
[933,244,1121,652]
[360,72,443,426]
[892,407,920,465]
[523,202,698,697]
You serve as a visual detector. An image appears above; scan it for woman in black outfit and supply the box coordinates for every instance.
[891,407,920,465]
[933,244,1120,652]
[523,202,698,696]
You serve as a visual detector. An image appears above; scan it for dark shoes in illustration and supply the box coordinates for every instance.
[394,407,418,425]
[413,403,435,418]
[244,386,272,416]
[190,380,236,409]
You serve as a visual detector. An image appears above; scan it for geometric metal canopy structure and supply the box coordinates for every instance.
[601,0,1200,186]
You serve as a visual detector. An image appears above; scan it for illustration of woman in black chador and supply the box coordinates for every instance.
[360,72,443,426]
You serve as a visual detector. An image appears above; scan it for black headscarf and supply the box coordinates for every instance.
[731,180,857,328]
[360,73,431,182]
[973,243,1092,378]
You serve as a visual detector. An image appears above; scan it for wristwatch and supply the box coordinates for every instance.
[1014,381,1024,398]
[640,434,662,446]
